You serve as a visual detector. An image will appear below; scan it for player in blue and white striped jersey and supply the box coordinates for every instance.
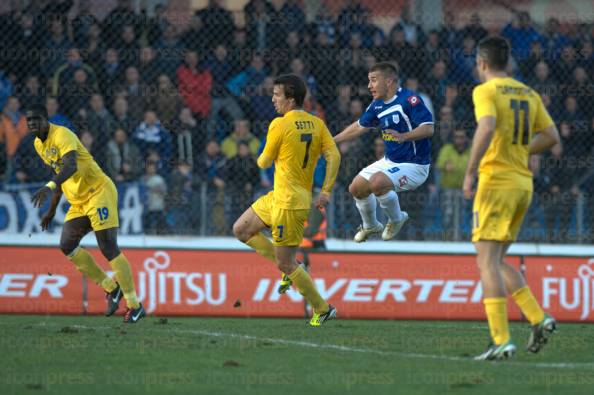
[334,62,434,242]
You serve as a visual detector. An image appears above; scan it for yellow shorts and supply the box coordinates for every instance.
[251,191,309,247]
[472,188,532,242]
[65,178,119,231]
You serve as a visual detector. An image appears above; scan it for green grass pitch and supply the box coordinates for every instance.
[0,315,592,394]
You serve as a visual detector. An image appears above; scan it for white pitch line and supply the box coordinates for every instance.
[10,321,594,370]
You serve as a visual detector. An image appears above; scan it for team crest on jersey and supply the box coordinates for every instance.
[392,114,400,125]
[399,175,408,187]
[407,96,420,106]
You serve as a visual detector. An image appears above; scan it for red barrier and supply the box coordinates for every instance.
[1,247,592,322]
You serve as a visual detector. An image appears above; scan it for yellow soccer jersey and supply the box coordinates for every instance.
[473,77,554,190]
[34,123,108,205]
[257,110,340,210]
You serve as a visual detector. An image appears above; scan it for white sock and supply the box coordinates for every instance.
[354,195,380,229]
[377,190,403,222]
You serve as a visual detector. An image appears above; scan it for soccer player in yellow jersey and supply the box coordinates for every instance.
[233,74,341,327]
[27,105,144,323]
[463,37,561,360]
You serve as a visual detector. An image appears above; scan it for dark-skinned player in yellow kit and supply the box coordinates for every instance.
[27,104,144,323]
[463,37,560,360]
[233,74,341,327]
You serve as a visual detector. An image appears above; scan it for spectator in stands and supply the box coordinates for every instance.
[544,144,576,242]
[52,48,98,98]
[577,40,594,72]
[199,0,234,48]
[273,30,301,74]
[326,84,353,133]
[103,0,142,44]
[226,52,268,111]
[449,35,477,85]
[404,77,434,116]
[540,18,570,61]
[18,75,44,108]
[559,96,586,131]
[248,77,275,131]
[336,0,370,48]
[142,159,169,235]
[41,16,72,78]
[168,159,198,234]
[79,129,106,169]
[81,22,106,72]
[391,6,425,46]
[0,69,14,111]
[172,107,201,167]
[310,31,338,103]
[425,59,448,110]
[106,128,142,182]
[46,96,73,129]
[85,93,116,150]
[554,44,578,79]
[98,49,124,99]
[118,66,148,122]
[72,1,100,46]
[224,141,259,226]
[527,61,556,99]
[314,4,336,46]
[115,24,140,69]
[303,90,326,121]
[221,119,260,159]
[0,97,27,171]
[502,11,542,61]
[245,0,273,51]
[569,67,593,118]
[177,50,213,120]
[112,96,137,136]
[147,74,182,129]
[434,105,455,158]
[12,132,52,183]
[289,57,318,95]
[422,30,443,75]
[438,12,461,49]
[196,139,227,235]
[9,12,42,81]
[180,12,206,51]
[229,29,251,73]
[59,68,94,120]
[133,110,173,172]
[338,33,368,91]
[138,46,161,87]
[385,26,417,78]
[205,44,244,128]
[146,3,169,46]
[436,129,470,240]
[155,24,183,81]
[460,13,487,44]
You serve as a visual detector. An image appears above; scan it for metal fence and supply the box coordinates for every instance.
[0,0,593,243]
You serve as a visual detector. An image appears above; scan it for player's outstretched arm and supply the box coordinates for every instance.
[529,124,560,155]
[31,151,78,208]
[463,116,496,199]
[317,128,342,209]
[333,121,369,144]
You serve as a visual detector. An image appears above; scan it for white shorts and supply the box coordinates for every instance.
[358,158,430,192]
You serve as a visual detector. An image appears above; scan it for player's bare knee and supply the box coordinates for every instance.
[277,260,295,275]
[349,180,369,199]
[100,244,120,261]
[369,177,391,196]
[232,220,251,242]
[59,241,77,257]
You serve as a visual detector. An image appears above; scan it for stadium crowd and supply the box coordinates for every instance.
[0,0,592,242]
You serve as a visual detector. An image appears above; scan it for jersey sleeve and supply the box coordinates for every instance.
[319,122,341,195]
[55,129,79,157]
[358,102,380,128]
[407,95,433,128]
[257,118,283,169]
[472,84,497,121]
[533,94,554,133]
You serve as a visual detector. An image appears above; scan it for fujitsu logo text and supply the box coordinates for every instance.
[136,251,226,313]
[543,259,594,320]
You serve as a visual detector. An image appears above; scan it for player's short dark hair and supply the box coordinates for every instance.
[477,36,510,71]
[369,62,399,78]
[26,104,48,118]
[274,74,307,107]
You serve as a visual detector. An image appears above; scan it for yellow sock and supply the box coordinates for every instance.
[484,297,510,345]
[512,286,545,325]
[109,253,140,309]
[246,233,275,262]
[288,265,329,314]
[69,247,116,292]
